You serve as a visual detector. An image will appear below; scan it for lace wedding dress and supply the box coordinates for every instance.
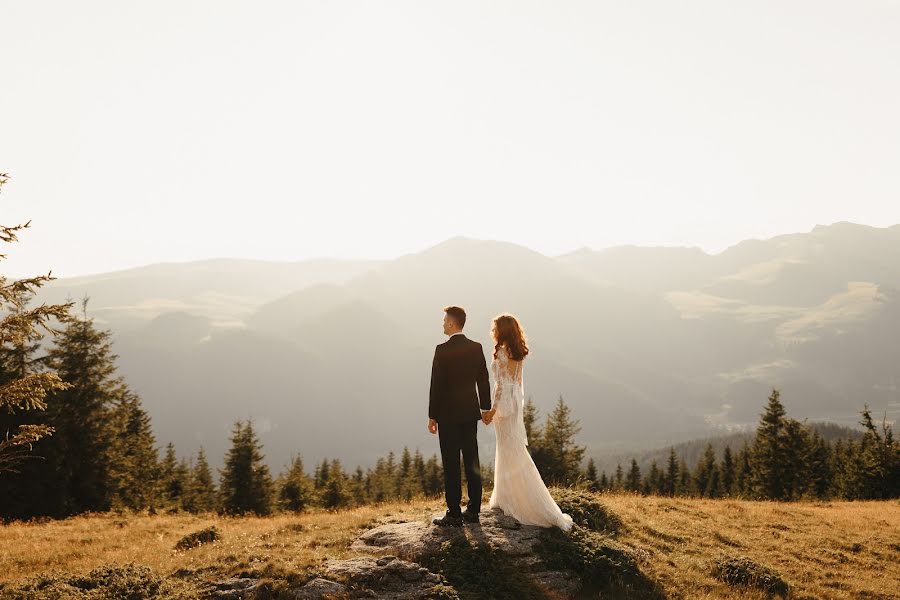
[487,346,574,531]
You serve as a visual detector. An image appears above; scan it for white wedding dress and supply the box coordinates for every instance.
[487,346,574,531]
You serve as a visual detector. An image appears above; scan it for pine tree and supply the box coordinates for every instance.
[832,438,864,499]
[782,418,812,500]
[0,297,73,517]
[707,460,721,498]
[885,419,900,498]
[0,172,74,477]
[32,297,129,516]
[626,458,641,493]
[585,457,600,492]
[423,454,443,496]
[351,466,367,506]
[735,441,752,496]
[413,449,425,496]
[159,442,187,509]
[720,445,735,497]
[385,451,397,497]
[108,389,159,511]
[807,430,832,499]
[175,457,191,509]
[541,395,585,485]
[694,443,717,497]
[749,388,789,499]
[857,404,897,499]
[398,447,417,500]
[646,460,663,495]
[398,448,411,492]
[219,419,274,515]
[664,447,679,496]
[277,454,314,512]
[614,463,624,490]
[363,468,373,502]
[678,457,693,496]
[186,447,217,513]
[322,459,352,509]
[314,457,330,490]
[370,457,389,502]
[599,471,609,491]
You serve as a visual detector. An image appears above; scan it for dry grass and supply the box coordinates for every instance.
[1,493,898,599]
[0,499,444,588]
[600,493,900,599]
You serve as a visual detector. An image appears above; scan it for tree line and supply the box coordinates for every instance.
[585,389,899,501]
[0,284,457,518]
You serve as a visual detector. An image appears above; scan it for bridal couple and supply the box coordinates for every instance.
[428,305,574,531]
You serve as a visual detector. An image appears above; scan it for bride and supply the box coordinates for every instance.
[482,314,574,531]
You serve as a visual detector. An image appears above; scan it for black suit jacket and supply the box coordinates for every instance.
[429,334,491,424]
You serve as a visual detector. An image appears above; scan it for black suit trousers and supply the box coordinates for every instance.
[437,419,482,516]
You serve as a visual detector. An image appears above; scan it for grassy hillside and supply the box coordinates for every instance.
[1,492,897,599]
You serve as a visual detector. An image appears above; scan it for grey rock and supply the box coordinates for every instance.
[210,577,263,599]
[350,519,458,560]
[290,576,349,599]
[321,555,444,599]
[352,507,546,559]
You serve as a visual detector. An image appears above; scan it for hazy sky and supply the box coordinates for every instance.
[2,0,899,278]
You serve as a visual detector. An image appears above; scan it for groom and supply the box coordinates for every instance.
[428,305,492,527]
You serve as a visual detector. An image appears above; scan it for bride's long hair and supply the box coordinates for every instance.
[491,313,529,361]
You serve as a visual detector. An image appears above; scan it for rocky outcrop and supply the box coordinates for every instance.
[210,507,581,599]
[350,508,527,558]
[286,506,580,599]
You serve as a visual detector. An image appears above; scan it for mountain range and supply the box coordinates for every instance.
[30,221,900,472]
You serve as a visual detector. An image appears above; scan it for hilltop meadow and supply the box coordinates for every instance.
[1,490,898,599]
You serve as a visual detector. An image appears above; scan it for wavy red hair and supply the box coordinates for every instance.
[490,313,529,361]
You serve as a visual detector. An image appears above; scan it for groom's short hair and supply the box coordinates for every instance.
[443,305,466,329]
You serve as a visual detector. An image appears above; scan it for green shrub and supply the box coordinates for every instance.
[536,525,632,586]
[713,554,789,597]
[174,525,220,550]
[0,563,165,600]
[536,525,664,599]
[420,536,544,600]
[549,487,623,534]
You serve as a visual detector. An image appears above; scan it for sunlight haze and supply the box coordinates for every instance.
[2,0,898,278]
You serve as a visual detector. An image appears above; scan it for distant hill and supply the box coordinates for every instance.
[31,222,900,472]
[592,421,867,476]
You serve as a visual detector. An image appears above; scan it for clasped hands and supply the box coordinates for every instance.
[427,408,497,434]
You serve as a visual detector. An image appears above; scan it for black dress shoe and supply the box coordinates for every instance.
[462,510,480,523]
[433,513,464,527]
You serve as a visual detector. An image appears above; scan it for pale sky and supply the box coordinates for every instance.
[2,0,899,278]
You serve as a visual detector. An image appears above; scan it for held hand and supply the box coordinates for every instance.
[428,418,438,434]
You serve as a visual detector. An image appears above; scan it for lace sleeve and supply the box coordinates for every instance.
[491,347,508,412]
